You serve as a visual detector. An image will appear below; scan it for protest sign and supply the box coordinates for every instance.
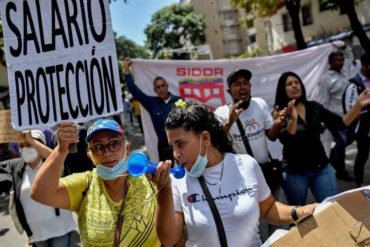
[0,0,123,130]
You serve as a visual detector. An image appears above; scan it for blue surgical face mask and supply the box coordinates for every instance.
[187,138,208,178]
[96,144,128,180]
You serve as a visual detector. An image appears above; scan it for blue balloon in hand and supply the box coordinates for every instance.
[127,151,185,179]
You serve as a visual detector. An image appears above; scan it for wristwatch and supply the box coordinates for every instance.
[291,207,299,221]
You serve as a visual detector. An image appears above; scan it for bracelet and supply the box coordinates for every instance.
[291,207,299,222]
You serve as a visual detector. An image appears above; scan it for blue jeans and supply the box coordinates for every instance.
[34,231,72,247]
[282,165,337,205]
[329,128,347,175]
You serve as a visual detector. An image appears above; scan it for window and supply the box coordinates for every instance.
[246,19,254,29]
[249,34,256,43]
[223,26,239,38]
[223,11,234,21]
[282,13,292,32]
[302,5,313,26]
[225,40,240,55]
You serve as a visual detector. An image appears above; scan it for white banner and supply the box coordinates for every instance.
[132,44,333,162]
[0,0,122,130]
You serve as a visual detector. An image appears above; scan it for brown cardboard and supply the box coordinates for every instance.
[0,110,25,143]
[271,191,370,247]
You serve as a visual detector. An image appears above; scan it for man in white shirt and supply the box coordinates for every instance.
[316,51,353,181]
[214,69,283,189]
[214,69,285,238]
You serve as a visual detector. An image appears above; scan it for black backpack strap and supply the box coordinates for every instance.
[198,176,228,247]
[236,119,254,156]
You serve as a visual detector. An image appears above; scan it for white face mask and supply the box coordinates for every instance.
[20,147,38,163]
[187,138,208,178]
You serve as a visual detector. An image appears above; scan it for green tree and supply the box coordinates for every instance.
[115,35,150,59]
[229,0,307,50]
[114,34,150,79]
[321,0,370,53]
[144,4,206,58]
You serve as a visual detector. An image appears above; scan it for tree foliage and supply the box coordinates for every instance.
[320,0,370,53]
[115,34,150,59]
[229,0,306,50]
[144,4,206,58]
[229,0,282,18]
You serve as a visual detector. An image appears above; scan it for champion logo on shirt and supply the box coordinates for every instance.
[186,185,255,204]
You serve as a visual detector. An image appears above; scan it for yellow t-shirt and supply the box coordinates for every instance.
[132,100,141,116]
[61,170,160,247]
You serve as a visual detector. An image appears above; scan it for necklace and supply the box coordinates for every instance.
[204,161,224,195]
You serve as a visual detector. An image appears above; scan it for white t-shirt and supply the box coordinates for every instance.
[19,161,77,242]
[316,69,348,116]
[172,153,271,247]
[214,97,273,163]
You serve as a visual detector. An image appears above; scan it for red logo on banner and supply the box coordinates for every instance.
[178,77,226,110]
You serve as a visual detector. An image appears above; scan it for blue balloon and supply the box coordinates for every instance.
[127,151,185,179]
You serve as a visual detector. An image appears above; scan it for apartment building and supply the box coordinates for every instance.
[183,0,249,59]
[249,0,370,53]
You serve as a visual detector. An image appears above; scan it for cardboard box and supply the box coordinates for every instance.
[271,190,370,247]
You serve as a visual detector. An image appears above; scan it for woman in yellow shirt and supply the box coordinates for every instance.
[31,119,160,247]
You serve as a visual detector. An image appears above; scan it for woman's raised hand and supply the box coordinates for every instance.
[57,123,79,153]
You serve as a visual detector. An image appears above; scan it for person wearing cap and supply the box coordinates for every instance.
[0,130,77,246]
[123,58,181,162]
[31,119,161,247]
[214,69,286,238]
[214,69,284,184]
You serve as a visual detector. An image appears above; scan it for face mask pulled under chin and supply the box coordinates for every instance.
[187,139,208,178]
[20,147,39,163]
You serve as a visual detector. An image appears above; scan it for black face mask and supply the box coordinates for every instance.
[233,98,251,110]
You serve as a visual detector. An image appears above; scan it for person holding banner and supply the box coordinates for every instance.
[0,130,76,247]
[123,58,181,161]
[152,100,317,247]
[31,119,160,247]
[274,71,370,206]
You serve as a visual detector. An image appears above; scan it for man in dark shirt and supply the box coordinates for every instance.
[123,58,181,161]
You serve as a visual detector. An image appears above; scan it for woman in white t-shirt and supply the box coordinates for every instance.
[151,100,317,247]
[0,130,76,246]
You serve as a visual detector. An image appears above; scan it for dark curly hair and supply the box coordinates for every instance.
[274,71,307,109]
[165,101,235,154]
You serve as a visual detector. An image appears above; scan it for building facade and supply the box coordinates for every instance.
[184,0,249,59]
[184,0,370,57]
[250,0,370,53]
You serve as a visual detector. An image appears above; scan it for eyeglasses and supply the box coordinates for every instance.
[89,139,124,156]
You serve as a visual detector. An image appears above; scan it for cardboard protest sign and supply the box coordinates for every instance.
[0,110,25,143]
[0,0,123,130]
